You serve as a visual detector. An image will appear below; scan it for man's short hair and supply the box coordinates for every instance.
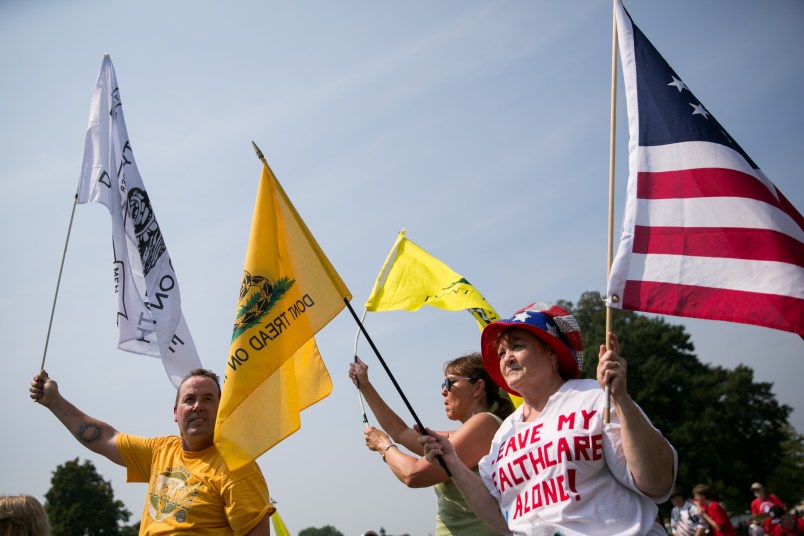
[175,368,222,406]
[692,484,712,500]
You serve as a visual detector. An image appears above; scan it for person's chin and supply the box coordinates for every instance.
[186,424,211,436]
[505,371,523,387]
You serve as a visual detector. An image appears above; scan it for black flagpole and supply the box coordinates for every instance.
[342,297,451,477]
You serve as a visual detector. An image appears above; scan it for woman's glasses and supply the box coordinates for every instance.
[441,376,475,392]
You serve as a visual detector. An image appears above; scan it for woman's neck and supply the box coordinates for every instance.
[460,399,489,423]
[520,376,566,422]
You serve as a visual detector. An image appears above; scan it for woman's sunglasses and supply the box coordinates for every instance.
[441,376,476,392]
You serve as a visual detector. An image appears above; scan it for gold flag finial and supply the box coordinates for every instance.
[251,141,265,162]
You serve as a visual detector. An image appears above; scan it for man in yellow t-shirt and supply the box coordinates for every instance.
[30,368,273,535]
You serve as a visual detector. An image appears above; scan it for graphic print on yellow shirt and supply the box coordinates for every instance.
[147,466,201,523]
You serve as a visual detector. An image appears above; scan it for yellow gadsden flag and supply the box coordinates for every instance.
[365,230,500,330]
[215,158,351,470]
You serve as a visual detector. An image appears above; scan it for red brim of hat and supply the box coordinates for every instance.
[481,321,580,397]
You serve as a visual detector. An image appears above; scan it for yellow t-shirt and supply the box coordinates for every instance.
[117,434,273,535]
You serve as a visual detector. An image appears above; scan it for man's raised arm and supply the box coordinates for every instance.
[30,370,124,466]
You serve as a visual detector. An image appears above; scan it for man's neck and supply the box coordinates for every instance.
[181,437,213,452]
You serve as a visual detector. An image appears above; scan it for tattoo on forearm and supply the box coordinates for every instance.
[77,423,102,444]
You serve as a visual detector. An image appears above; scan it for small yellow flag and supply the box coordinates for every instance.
[215,159,351,469]
[365,230,523,408]
[365,230,500,329]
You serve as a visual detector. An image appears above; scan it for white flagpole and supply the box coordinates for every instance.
[605,0,619,423]
[40,190,79,371]
[352,309,370,427]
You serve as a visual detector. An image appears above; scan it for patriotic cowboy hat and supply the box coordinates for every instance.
[481,301,584,396]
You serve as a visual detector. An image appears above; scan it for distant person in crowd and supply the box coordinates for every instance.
[764,505,804,536]
[0,494,50,536]
[693,484,737,536]
[349,352,514,535]
[751,482,786,516]
[669,485,707,536]
[750,481,787,534]
[30,368,272,535]
[419,301,677,535]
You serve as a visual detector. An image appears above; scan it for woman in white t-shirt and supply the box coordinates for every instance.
[419,301,677,536]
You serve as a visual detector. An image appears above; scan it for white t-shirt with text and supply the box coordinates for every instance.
[478,380,676,536]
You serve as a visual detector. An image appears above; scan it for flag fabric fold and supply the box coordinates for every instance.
[607,1,804,336]
[215,160,351,470]
[365,230,500,330]
[77,54,202,386]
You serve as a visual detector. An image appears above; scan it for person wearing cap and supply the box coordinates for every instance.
[349,352,515,536]
[751,482,786,518]
[692,484,736,536]
[763,505,804,536]
[419,301,677,535]
[669,485,707,536]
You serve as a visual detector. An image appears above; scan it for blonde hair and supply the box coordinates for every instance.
[0,494,50,536]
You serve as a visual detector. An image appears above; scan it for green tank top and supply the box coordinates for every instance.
[433,412,503,536]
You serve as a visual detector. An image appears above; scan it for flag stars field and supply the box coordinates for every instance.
[668,76,687,92]
[689,102,710,119]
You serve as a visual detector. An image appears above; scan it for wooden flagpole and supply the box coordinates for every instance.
[605,0,619,423]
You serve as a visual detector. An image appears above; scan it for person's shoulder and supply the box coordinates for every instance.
[204,446,265,479]
[569,378,600,390]
[227,459,268,484]
[118,433,178,450]
[459,412,506,441]
[153,435,181,449]
[562,379,604,399]
[474,411,505,426]
[490,405,522,437]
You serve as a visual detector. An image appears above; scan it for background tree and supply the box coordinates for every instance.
[299,525,344,536]
[377,528,410,536]
[767,425,804,509]
[44,458,130,536]
[563,291,799,513]
[119,521,140,536]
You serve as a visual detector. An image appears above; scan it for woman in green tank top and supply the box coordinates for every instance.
[349,353,515,535]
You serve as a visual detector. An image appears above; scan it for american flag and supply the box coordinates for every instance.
[607,1,804,336]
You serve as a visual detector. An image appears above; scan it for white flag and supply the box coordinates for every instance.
[77,54,202,386]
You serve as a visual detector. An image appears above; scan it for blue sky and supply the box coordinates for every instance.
[1,2,802,534]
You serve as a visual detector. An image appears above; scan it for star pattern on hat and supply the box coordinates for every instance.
[513,312,530,322]
[545,324,560,339]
